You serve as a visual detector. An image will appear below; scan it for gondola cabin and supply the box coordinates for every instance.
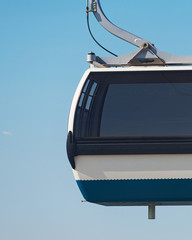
[67,0,192,218]
[67,66,192,207]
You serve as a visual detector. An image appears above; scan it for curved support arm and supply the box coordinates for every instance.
[89,0,152,48]
[87,0,192,67]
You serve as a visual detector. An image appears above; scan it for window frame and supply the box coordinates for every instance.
[73,70,192,156]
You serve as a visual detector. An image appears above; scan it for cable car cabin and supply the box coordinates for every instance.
[67,66,192,206]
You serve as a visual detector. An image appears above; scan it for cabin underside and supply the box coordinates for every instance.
[74,154,192,205]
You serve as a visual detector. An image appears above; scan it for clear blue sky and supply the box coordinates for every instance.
[1,0,192,239]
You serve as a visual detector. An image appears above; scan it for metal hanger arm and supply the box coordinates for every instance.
[88,0,151,48]
[87,0,192,67]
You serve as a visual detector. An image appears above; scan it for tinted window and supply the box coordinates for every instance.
[74,79,98,138]
[99,71,192,137]
[75,70,192,139]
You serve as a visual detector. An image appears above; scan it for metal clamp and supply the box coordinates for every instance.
[87,0,97,13]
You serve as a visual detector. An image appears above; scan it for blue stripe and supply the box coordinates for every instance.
[77,179,192,204]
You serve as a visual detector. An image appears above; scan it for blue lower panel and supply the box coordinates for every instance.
[77,179,192,204]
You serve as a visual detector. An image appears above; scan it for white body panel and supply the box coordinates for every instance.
[73,154,192,181]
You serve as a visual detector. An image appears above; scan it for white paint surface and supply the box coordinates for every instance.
[73,154,192,181]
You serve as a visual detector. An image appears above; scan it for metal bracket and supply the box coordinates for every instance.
[88,0,151,48]
[87,0,97,13]
[87,0,192,67]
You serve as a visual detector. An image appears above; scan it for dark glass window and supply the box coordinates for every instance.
[100,82,192,137]
[74,79,98,138]
[75,70,192,139]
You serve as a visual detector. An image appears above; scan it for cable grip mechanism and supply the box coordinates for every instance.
[87,0,97,13]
